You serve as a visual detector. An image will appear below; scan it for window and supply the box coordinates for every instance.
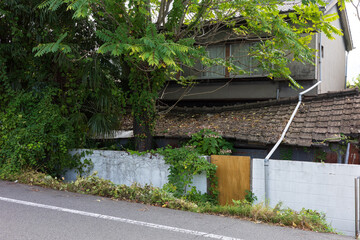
[202,45,226,78]
[230,42,264,77]
[181,42,265,79]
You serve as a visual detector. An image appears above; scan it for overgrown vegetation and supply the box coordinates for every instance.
[0,170,336,234]
[199,200,334,233]
[187,129,233,156]
[0,170,196,210]
[124,129,229,204]
[157,146,218,203]
[0,0,345,176]
[159,129,234,203]
[0,0,124,176]
[0,88,80,176]
[35,0,342,151]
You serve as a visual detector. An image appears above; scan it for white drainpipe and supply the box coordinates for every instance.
[263,32,323,204]
[345,142,351,164]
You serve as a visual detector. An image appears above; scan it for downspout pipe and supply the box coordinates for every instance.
[345,142,350,164]
[263,33,323,205]
[345,51,349,89]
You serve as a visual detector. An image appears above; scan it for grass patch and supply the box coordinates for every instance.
[1,170,196,210]
[0,170,335,234]
[197,200,335,233]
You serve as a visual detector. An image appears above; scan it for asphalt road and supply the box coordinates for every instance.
[0,180,353,240]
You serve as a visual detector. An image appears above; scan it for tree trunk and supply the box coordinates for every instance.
[133,116,153,152]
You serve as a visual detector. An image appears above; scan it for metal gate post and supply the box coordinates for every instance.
[356,178,358,239]
[356,177,360,239]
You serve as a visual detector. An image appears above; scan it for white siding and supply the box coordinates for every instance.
[318,6,347,93]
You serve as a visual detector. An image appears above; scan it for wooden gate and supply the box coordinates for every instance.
[211,155,251,205]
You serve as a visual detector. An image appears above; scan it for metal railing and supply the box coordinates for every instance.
[355,177,360,239]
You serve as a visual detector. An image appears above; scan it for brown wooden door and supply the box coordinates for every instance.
[211,155,251,205]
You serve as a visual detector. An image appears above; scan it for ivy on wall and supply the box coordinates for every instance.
[156,129,233,204]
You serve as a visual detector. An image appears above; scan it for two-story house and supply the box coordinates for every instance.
[160,0,353,105]
[111,1,356,164]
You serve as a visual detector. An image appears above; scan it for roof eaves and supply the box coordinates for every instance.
[337,4,354,51]
[161,88,358,114]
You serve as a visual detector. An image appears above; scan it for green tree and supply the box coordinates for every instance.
[0,0,124,174]
[37,0,341,151]
[0,0,82,174]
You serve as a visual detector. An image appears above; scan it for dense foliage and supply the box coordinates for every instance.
[0,88,80,175]
[158,146,218,203]
[187,129,233,156]
[37,0,342,151]
[0,0,124,175]
[0,0,346,175]
[155,129,234,204]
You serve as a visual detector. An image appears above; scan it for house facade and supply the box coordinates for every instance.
[160,0,353,104]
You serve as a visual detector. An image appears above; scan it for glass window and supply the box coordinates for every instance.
[202,45,226,78]
[230,42,264,77]
[181,62,202,79]
[180,43,265,79]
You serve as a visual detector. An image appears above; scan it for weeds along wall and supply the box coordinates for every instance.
[65,149,208,194]
[65,151,358,235]
[252,158,360,237]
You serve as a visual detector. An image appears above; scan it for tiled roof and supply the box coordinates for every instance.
[149,88,360,147]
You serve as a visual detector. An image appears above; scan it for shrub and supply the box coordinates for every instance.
[156,146,218,204]
[186,129,233,155]
[0,88,82,177]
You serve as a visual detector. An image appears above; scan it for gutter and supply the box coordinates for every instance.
[263,33,323,204]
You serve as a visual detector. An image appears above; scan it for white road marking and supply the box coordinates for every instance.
[0,196,243,240]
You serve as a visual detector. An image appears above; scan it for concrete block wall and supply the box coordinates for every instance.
[65,151,358,236]
[65,149,207,194]
[252,158,360,236]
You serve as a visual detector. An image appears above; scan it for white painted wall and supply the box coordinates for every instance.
[318,5,347,93]
[65,149,208,194]
[252,158,360,237]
